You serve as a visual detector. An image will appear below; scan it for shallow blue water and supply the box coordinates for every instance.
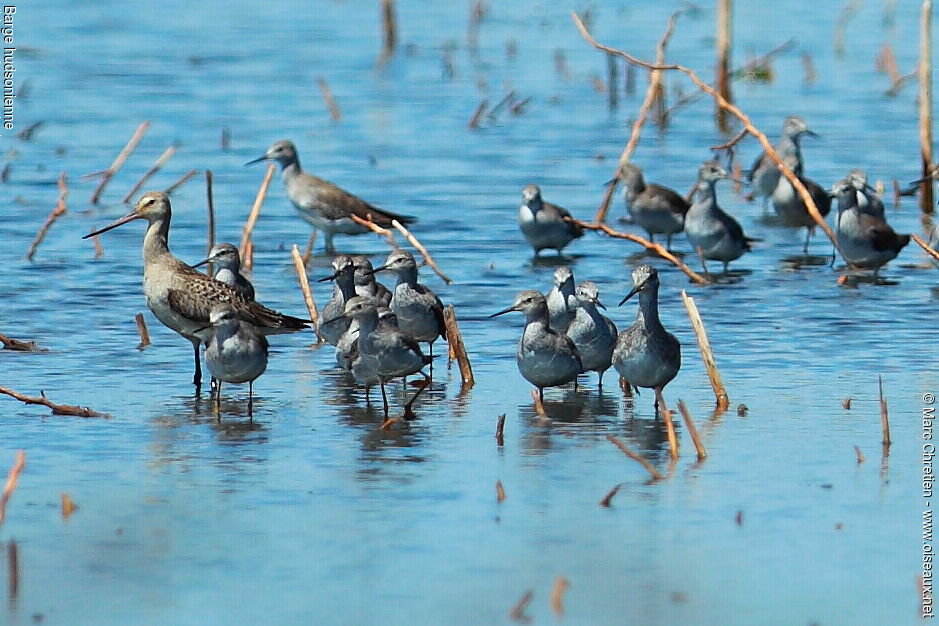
[1,1,934,624]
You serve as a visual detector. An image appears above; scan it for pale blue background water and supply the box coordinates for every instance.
[0,1,933,624]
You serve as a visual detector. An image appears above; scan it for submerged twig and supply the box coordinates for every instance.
[677,399,707,461]
[680,290,730,410]
[317,78,342,122]
[163,168,199,195]
[0,451,25,528]
[606,434,663,481]
[26,171,68,261]
[879,375,891,446]
[655,390,679,460]
[0,333,45,352]
[135,313,151,350]
[443,305,474,387]
[0,387,111,418]
[290,245,323,342]
[91,121,150,204]
[599,483,622,507]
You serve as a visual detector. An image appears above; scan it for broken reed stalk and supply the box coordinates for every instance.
[879,375,891,446]
[8,540,17,599]
[302,231,317,265]
[0,333,44,352]
[122,145,176,203]
[468,99,489,129]
[594,11,680,224]
[134,313,151,349]
[496,480,506,502]
[551,577,569,617]
[680,290,730,410]
[290,245,323,341]
[920,0,934,214]
[496,413,506,446]
[380,0,397,61]
[349,213,398,247]
[801,52,816,84]
[854,445,865,464]
[61,493,77,519]
[0,387,111,418]
[317,78,342,122]
[572,12,845,259]
[163,168,199,195]
[567,217,710,285]
[599,483,622,507]
[390,219,452,284]
[26,171,68,261]
[93,235,103,259]
[606,53,619,109]
[655,389,679,460]
[833,0,862,57]
[90,121,150,204]
[508,590,533,623]
[240,163,277,268]
[606,434,663,481]
[443,305,474,387]
[676,399,707,461]
[911,233,939,263]
[0,451,25,528]
[715,0,733,132]
[205,170,215,276]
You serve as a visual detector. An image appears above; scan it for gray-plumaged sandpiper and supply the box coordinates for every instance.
[193,242,256,301]
[351,255,393,305]
[748,116,816,210]
[566,281,617,389]
[83,192,308,388]
[770,152,832,253]
[833,173,909,278]
[247,140,415,255]
[612,163,689,250]
[490,290,583,403]
[318,254,357,347]
[518,184,584,256]
[546,266,578,332]
[685,161,755,273]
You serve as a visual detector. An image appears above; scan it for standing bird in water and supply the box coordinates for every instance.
[546,266,578,332]
[351,255,393,305]
[833,173,909,278]
[370,249,447,361]
[518,184,584,256]
[82,192,309,388]
[246,140,415,255]
[685,161,756,273]
[612,163,689,250]
[193,243,256,301]
[197,305,269,419]
[566,281,617,389]
[318,255,358,347]
[770,152,832,253]
[747,116,817,211]
[613,265,681,413]
[490,290,583,403]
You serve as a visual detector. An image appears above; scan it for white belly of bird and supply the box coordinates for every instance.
[685,216,741,262]
[518,206,572,251]
[206,335,267,384]
[293,205,369,236]
[143,271,210,343]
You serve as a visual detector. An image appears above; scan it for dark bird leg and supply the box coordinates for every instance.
[428,341,434,378]
[403,373,431,420]
[539,387,545,404]
[598,370,604,390]
[803,227,812,255]
[190,339,203,389]
[214,381,222,420]
[248,381,254,420]
[722,261,730,275]
[380,381,390,417]
[324,231,336,255]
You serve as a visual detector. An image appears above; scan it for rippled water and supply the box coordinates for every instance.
[1,1,933,624]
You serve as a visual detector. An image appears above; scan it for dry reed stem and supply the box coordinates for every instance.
[122,145,175,203]
[468,99,489,129]
[302,230,317,265]
[599,483,622,507]
[677,399,707,461]
[801,52,816,84]
[26,171,68,261]
[0,451,25,528]
[60,493,77,519]
[443,305,474,386]
[0,333,44,352]
[488,90,515,121]
[205,170,215,276]
[843,397,852,410]
[508,590,533,623]
[164,168,199,195]
[93,235,103,258]
[550,577,569,616]
[390,219,452,284]
[572,13,845,259]
[715,0,733,132]
[879,375,891,446]
[911,233,939,263]
[7,540,17,599]
[0,387,111,418]
[290,245,323,341]
[531,389,547,418]
[594,11,680,224]
[921,0,935,214]
[240,163,277,265]
[854,445,865,464]
[496,480,506,503]
[655,389,679,460]
[710,128,748,152]
[134,313,151,350]
[90,121,150,204]
[496,413,506,446]
[568,217,711,285]
[349,213,398,247]
[680,290,730,409]
[833,0,862,57]
[317,78,342,121]
[607,53,619,109]
[380,0,397,61]
[606,434,663,482]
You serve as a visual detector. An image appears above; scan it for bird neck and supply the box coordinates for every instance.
[624,176,645,201]
[692,181,717,212]
[524,306,552,333]
[143,215,171,264]
[281,158,302,181]
[355,310,379,335]
[635,288,663,330]
[336,274,357,300]
[212,320,240,344]
[395,267,418,286]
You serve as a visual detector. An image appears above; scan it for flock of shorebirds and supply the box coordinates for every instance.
[80,118,919,420]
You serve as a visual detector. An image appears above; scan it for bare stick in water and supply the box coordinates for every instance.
[380,0,397,62]
[0,333,45,352]
[390,219,452,284]
[349,213,399,248]
[302,231,317,265]
[508,590,533,623]
[677,399,707,461]
[680,290,730,410]
[291,245,323,342]
[443,305,474,387]
[317,78,342,122]
[240,163,277,268]
[496,413,506,446]
[61,493,78,519]
[0,451,25,528]
[164,168,199,195]
[911,233,939,263]
[468,99,489,129]
[0,387,111,418]
[551,577,570,616]
[854,445,865,464]
[122,145,176,203]
[496,480,506,503]
[879,375,891,446]
[599,483,622,507]
[205,170,215,276]
[606,434,663,481]
[135,313,151,350]
[655,389,679,460]
[91,121,150,204]
[920,0,935,214]
[715,0,733,132]
[27,171,68,261]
